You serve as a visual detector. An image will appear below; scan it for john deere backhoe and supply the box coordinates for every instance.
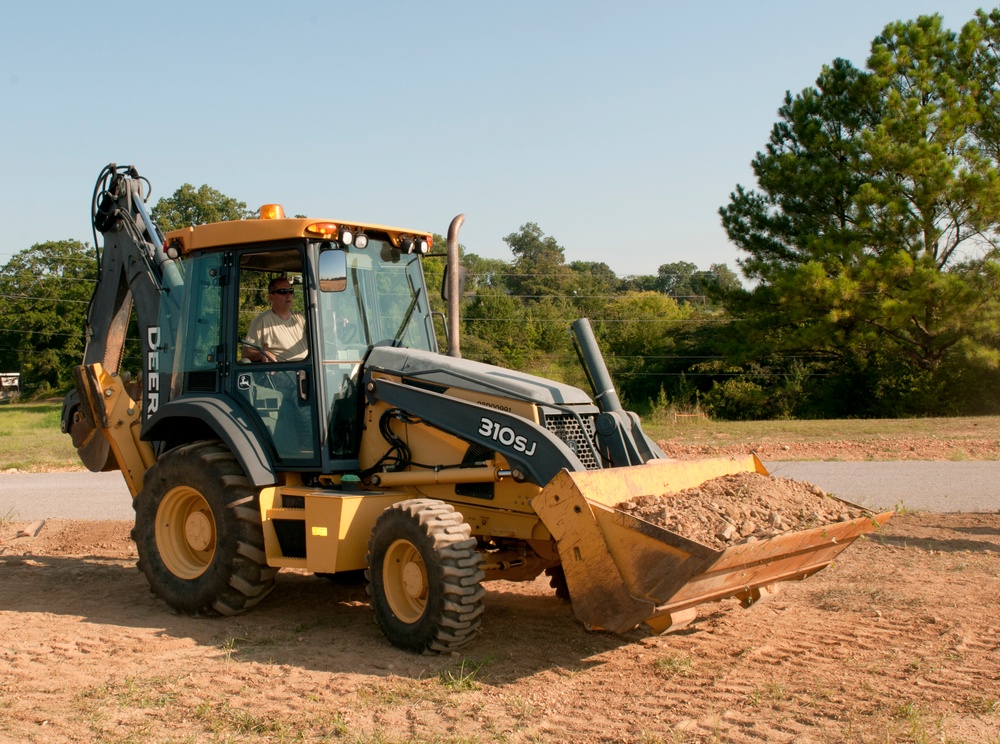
[63,164,890,653]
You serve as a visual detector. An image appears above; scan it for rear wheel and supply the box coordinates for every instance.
[133,440,277,615]
[366,499,485,653]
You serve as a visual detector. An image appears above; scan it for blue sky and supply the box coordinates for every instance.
[0,1,991,278]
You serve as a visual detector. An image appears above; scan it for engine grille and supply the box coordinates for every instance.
[543,413,600,470]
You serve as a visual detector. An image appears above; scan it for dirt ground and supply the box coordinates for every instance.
[1,473,998,743]
[657,436,1000,462]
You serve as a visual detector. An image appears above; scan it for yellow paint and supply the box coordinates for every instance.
[259,488,408,573]
[164,218,433,255]
[76,363,155,497]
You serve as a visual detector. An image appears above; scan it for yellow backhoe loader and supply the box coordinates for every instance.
[63,164,890,653]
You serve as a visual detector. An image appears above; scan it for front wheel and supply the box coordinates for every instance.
[366,499,485,653]
[133,440,277,616]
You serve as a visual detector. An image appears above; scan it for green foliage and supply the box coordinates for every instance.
[623,262,741,307]
[0,240,94,396]
[463,251,511,292]
[504,222,574,301]
[462,286,535,368]
[697,360,808,420]
[718,11,1000,417]
[593,292,692,406]
[150,183,255,233]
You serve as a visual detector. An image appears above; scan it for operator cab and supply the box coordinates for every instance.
[157,212,437,478]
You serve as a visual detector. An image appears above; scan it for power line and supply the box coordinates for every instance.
[0,328,86,338]
[469,293,715,300]
[463,317,739,323]
[0,276,96,283]
[465,270,732,278]
[0,295,91,304]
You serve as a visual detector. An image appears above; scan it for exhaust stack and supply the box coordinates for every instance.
[446,214,464,358]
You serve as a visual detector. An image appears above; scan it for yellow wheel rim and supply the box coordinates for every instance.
[383,538,428,623]
[156,486,217,579]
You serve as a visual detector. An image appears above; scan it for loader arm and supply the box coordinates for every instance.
[363,376,587,487]
[62,164,184,482]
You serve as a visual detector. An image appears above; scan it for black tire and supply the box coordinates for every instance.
[366,499,485,653]
[132,440,277,616]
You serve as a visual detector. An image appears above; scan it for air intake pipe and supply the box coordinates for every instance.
[571,317,667,466]
[570,317,623,414]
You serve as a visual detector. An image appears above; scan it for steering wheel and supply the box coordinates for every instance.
[338,319,358,344]
[240,338,272,363]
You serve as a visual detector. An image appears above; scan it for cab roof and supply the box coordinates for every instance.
[164,216,433,256]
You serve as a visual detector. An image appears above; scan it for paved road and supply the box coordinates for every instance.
[1,461,997,520]
[1,471,133,521]
[767,461,999,513]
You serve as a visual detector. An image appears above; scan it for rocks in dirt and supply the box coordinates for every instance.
[617,471,869,550]
[16,520,46,538]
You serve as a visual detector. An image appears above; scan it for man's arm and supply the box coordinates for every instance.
[243,316,276,363]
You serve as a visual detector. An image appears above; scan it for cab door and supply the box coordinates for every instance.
[229,246,319,467]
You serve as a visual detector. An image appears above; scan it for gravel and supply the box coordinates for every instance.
[618,471,870,550]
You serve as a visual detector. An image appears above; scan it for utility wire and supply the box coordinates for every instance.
[0,294,90,305]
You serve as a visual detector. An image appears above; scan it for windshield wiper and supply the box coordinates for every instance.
[392,287,422,346]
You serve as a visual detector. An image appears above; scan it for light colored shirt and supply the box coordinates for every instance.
[246,309,308,362]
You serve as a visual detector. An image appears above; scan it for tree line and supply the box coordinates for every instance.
[2,9,1000,419]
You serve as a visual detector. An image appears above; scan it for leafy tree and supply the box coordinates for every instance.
[962,8,1000,163]
[0,241,95,395]
[462,252,511,292]
[619,273,659,293]
[461,286,535,368]
[622,263,742,304]
[568,260,621,319]
[504,223,574,301]
[719,13,1000,416]
[151,184,256,233]
[654,261,700,299]
[593,292,693,406]
[704,263,743,297]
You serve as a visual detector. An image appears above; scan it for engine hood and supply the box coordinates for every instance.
[364,347,594,407]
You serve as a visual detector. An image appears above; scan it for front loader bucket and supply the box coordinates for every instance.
[532,455,891,634]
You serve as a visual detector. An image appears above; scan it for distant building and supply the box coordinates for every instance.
[0,373,20,402]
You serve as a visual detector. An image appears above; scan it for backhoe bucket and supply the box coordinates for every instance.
[532,455,891,634]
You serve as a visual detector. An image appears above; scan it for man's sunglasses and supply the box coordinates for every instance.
[271,288,294,296]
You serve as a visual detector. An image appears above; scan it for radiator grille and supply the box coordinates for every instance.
[543,413,600,470]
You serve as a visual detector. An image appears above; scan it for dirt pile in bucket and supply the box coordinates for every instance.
[617,471,871,550]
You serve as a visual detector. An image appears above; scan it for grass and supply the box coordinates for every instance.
[0,402,81,471]
[3,401,999,472]
[642,414,1000,448]
[75,674,354,742]
[77,675,179,710]
[653,653,693,678]
[439,658,487,691]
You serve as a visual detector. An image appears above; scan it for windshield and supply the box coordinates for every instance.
[317,239,435,360]
[317,239,435,458]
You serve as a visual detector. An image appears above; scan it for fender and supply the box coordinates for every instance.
[142,396,276,487]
